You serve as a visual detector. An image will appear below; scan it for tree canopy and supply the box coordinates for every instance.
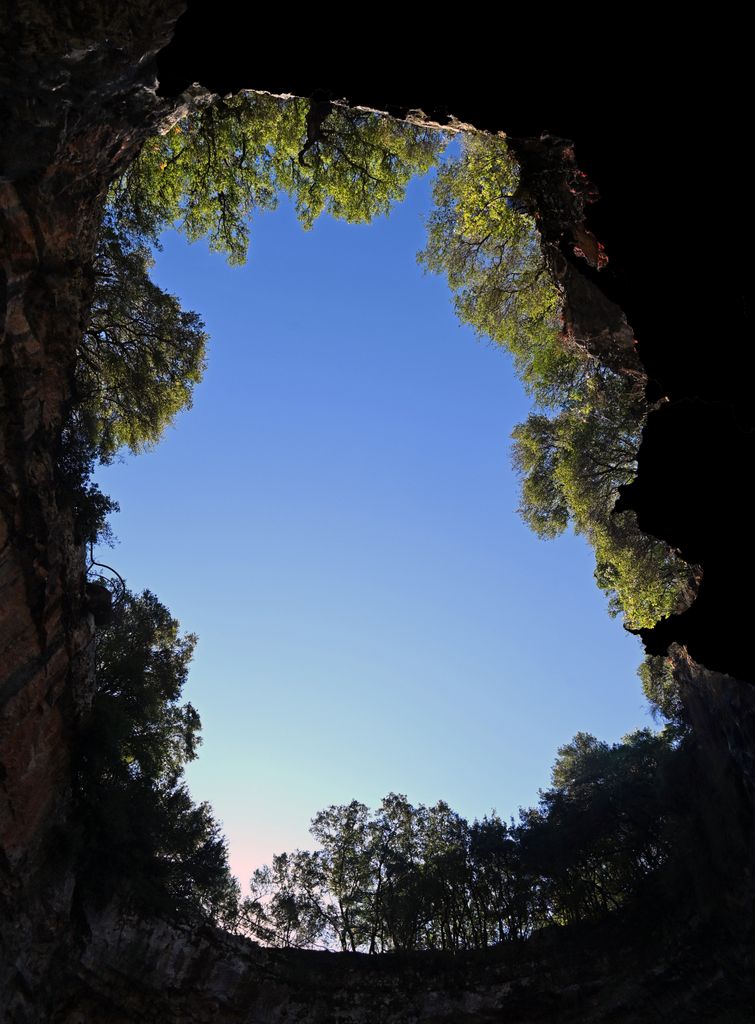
[240,726,695,951]
[75,219,207,463]
[63,92,446,549]
[73,98,695,636]
[65,92,446,527]
[509,372,693,628]
[419,131,695,630]
[418,133,572,408]
[111,92,444,264]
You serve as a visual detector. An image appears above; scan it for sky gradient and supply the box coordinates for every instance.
[95,166,652,887]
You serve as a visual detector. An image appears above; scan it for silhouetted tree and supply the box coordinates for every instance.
[245,728,689,952]
[75,589,240,925]
[520,730,675,924]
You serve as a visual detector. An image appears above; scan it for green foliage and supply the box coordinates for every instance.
[75,589,239,925]
[638,654,687,728]
[56,421,120,545]
[549,731,610,790]
[245,728,690,951]
[111,93,445,265]
[510,372,693,629]
[76,220,207,462]
[418,133,573,407]
[56,98,712,949]
[63,98,447,921]
[509,412,571,539]
[90,589,200,779]
[66,93,444,542]
[522,729,676,925]
[418,130,693,631]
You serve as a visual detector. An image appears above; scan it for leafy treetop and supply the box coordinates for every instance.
[75,219,207,463]
[418,132,575,409]
[111,92,445,265]
[420,130,694,629]
[241,725,694,950]
[71,93,445,474]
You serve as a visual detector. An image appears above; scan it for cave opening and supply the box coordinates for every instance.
[2,11,754,1016]
[79,94,697,952]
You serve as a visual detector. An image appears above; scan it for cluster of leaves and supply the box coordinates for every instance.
[418,134,571,407]
[74,590,240,925]
[110,92,445,264]
[509,372,694,628]
[520,730,679,925]
[73,103,692,632]
[419,132,694,629]
[56,410,119,546]
[74,219,208,464]
[63,93,445,541]
[240,728,691,952]
[638,653,686,729]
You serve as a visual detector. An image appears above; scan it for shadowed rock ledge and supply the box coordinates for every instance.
[53,904,754,1023]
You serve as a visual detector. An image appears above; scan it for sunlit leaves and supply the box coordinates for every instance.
[510,413,570,539]
[110,96,281,263]
[419,130,693,630]
[111,93,445,265]
[510,373,693,629]
[77,221,207,461]
[638,654,686,728]
[78,93,443,475]
[418,133,572,408]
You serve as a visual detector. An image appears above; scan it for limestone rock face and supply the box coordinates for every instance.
[49,904,750,1024]
[0,3,187,1013]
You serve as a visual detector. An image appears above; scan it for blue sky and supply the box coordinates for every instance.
[95,164,652,886]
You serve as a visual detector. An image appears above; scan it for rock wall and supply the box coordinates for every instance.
[0,2,189,1011]
[52,905,752,1023]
